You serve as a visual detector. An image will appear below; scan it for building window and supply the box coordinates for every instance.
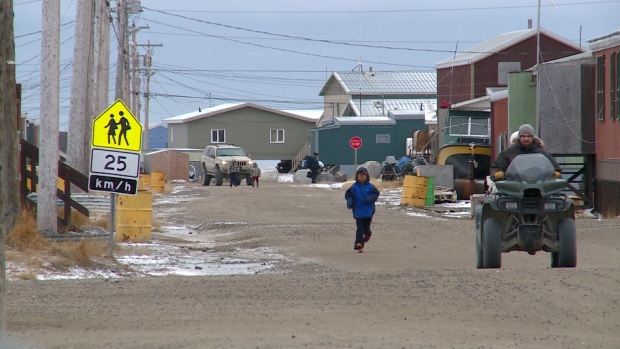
[596,55,605,120]
[170,126,173,142]
[376,134,390,143]
[449,116,490,138]
[211,129,225,143]
[270,129,285,143]
[611,52,616,121]
[616,50,620,120]
[498,62,521,85]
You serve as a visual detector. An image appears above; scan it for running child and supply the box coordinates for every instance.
[344,167,380,252]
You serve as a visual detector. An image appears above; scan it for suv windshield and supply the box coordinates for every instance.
[505,153,555,183]
[217,148,247,157]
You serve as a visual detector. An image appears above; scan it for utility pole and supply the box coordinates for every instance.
[131,25,139,117]
[95,0,111,114]
[536,0,542,136]
[144,47,151,150]
[114,0,128,104]
[0,0,20,336]
[138,40,162,150]
[37,0,61,234]
[68,0,95,176]
[110,0,129,256]
[130,24,148,121]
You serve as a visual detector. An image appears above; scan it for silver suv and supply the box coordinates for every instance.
[201,144,254,186]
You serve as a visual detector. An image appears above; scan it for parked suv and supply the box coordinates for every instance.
[201,144,254,186]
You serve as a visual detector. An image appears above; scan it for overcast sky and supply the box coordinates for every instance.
[14,0,620,130]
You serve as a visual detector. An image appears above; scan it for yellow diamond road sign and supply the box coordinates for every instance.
[92,99,142,152]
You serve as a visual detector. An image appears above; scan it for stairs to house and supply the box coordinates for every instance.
[290,142,310,173]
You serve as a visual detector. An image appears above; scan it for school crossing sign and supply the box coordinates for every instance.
[92,99,142,152]
[89,100,142,195]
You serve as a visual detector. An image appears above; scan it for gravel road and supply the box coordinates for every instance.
[6,180,620,349]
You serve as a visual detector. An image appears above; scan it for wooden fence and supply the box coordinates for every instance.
[19,139,90,230]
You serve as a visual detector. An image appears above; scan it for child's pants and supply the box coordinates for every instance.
[252,176,259,187]
[355,217,372,247]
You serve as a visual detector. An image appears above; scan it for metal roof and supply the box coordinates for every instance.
[543,51,592,64]
[334,116,396,126]
[281,109,323,121]
[319,71,437,96]
[452,95,491,112]
[436,28,582,69]
[162,103,319,124]
[349,98,436,116]
[586,30,620,51]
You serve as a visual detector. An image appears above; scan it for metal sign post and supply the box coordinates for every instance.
[350,136,362,169]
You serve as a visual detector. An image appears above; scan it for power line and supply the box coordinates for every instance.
[144,7,469,54]
[148,1,620,14]
[141,17,435,69]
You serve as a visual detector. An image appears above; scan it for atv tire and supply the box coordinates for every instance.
[558,218,577,268]
[476,233,483,269]
[482,218,502,269]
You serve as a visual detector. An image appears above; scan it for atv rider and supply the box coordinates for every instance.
[490,123,562,180]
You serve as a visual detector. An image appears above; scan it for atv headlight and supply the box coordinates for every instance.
[221,160,228,165]
[504,202,518,210]
[544,202,556,210]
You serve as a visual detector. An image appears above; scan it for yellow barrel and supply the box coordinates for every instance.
[115,191,152,242]
[401,175,428,208]
[150,171,166,193]
[138,173,151,191]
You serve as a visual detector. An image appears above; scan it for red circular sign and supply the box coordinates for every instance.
[350,136,362,149]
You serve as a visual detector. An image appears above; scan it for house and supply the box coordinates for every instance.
[162,103,321,166]
[146,123,168,149]
[318,70,437,127]
[587,30,620,218]
[436,27,583,106]
[313,111,428,171]
[312,70,437,174]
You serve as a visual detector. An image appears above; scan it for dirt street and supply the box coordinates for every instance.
[6,180,620,349]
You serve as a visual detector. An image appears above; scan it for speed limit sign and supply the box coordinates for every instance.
[90,148,141,178]
[89,148,140,195]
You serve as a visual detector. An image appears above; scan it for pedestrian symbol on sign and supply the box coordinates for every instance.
[104,111,133,146]
[92,100,142,152]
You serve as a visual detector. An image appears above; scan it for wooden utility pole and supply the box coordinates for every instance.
[114,0,127,103]
[144,50,151,149]
[131,27,140,118]
[68,0,95,175]
[0,0,20,336]
[139,40,162,150]
[130,24,148,121]
[95,0,110,114]
[109,0,129,256]
[37,0,61,233]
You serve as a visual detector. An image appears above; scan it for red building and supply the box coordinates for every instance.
[588,31,620,218]
[436,27,582,106]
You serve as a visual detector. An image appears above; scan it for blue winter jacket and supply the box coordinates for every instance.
[345,170,380,219]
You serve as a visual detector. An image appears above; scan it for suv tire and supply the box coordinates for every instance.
[215,168,224,186]
[202,165,211,186]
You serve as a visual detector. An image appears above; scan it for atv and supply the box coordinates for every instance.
[475,153,577,269]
